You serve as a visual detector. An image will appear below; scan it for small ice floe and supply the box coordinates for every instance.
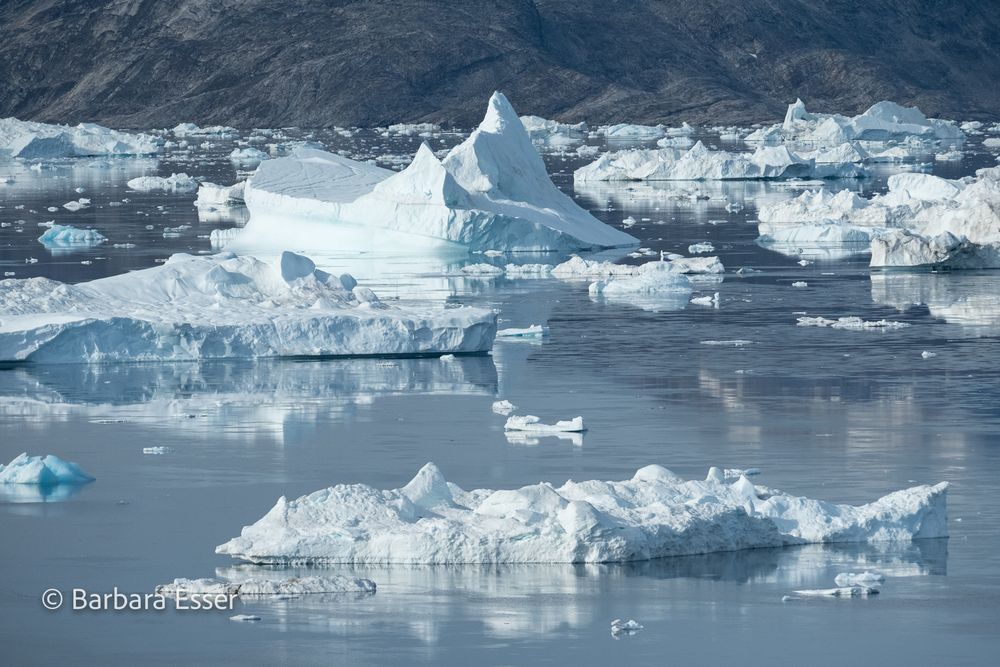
[492,400,516,416]
[792,586,879,598]
[834,572,885,587]
[496,325,547,339]
[700,339,752,347]
[921,350,937,359]
[230,615,261,622]
[690,292,719,307]
[935,150,963,162]
[0,453,94,485]
[229,147,269,165]
[723,468,761,479]
[157,575,376,598]
[503,263,553,278]
[798,260,812,266]
[611,618,643,638]
[63,198,90,211]
[797,316,910,330]
[142,446,170,455]
[622,216,637,228]
[127,173,199,193]
[439,354,456,362]
[460,263,505,277]
[792,281,808,287]
[504,415,586,433]
[688,242,715,254]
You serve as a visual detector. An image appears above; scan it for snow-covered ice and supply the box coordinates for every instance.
[492,400,516,416]
[0,453,94,485]
[237,93,638,253]
[215,463,948,564]
[574,141,866,182]
[0,117,159,158]
[0,251,496,362]
[127,173,199,193]
[504,415,586,433]
[745,99,963,145]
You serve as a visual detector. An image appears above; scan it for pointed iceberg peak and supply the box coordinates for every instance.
[374,141,467,207]
[479,91,524,135]
[411,140,440,164]
[401,462,456,509]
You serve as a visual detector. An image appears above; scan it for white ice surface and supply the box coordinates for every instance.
[127,173,199,193]
[0,117,159,158]
[0,452,94,485]
[37,225,106,248]
[0,251,496,362]
[236,93,637,253]
[216,463,948,564]
[504,415,586,433]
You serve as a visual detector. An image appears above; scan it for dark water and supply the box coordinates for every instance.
[1,130,999,665]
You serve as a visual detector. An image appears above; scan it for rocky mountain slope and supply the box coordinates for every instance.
[1,0,998,128]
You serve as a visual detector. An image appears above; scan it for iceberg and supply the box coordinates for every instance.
[0,452,94,485]
[745,100,964,145]
[0,251,496,363]
[0,117,159,158]
[172,123,238,139]
[599,124,666,141]
[237,93,638,253]
[196,181,246,210]
[216,463,948,564]
[519,116,588,144]
[230,147,269,165]
[37,224,106,248]
[127,173,199,193]
[757,167,1000,268]
[574,141,866,182]
[589,262,693,297]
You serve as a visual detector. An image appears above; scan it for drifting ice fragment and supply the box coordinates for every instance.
[611,619,644,638]
[492,400,516,416]
[504,415,586,433]
[833,571,885,587]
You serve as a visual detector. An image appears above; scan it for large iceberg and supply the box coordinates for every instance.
[574,141,866,182]
[0,251,495,363]
[216,462,947,564]
[757,168,1000,268]
[38,224,107,248]
[0,117,159,158]
[746,100,964,145]
[235,93,638,253]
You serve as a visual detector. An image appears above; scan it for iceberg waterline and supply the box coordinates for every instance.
[233,92,638,253]
[216,462,948,564]
[0,251,496,363]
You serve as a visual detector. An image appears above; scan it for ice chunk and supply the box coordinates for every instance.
[230,615,261,622]
[37,225,106,248]
[0,251,496,362]
[172,123,237,139]
[216,464,948,564]
[504,415,586,433]
[127,173,199,193]
[610,619,643,638]
[0,453,94,485]
[196,181,246,209]
[0,118,159,158]
[834,571,885,587]
[796,316,910,330]
[519,116,588,144]
[230,147,269,165]
[688,242,715,254]
[496,325,547,339]
[792,586,879,597]
[239,93,638,253]
[492,399,516,415]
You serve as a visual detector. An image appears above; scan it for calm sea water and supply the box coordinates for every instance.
[1,130,998,665]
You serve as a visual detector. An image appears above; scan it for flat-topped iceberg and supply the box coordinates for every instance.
[0,453,94,485]
[746,99,963,145]
[757,168,1000,268]
[574,141,866,181]
[0,117,159,158]
[519,116,588,144]
[216,463,947,564]
[0,251,495,363]
[237,92,637,253]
